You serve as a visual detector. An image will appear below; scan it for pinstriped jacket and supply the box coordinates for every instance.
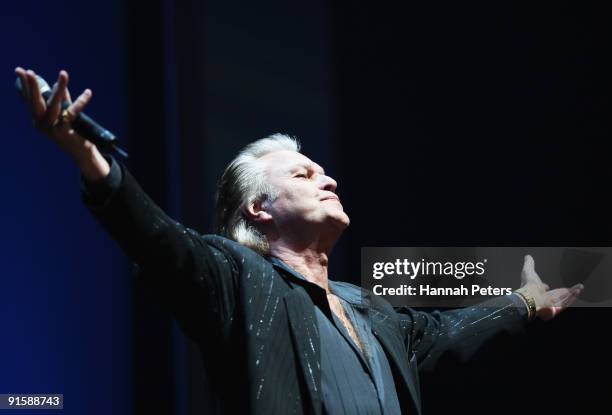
[83,159,529,415]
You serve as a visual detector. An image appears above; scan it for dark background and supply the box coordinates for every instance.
[2,0,610,413]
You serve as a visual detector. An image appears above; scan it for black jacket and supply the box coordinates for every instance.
[82,159,529,415]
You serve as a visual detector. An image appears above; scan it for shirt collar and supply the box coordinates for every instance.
[268,256,371,308]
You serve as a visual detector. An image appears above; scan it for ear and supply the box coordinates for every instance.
[244,198,273,224]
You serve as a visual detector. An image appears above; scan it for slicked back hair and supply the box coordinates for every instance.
[215,133,301,255]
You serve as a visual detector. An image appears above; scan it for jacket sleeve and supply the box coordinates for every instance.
[396,294,529,372]
[81,155,237,342]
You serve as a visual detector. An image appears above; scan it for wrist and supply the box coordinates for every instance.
[513,289,537,321]
[74,145,111,182]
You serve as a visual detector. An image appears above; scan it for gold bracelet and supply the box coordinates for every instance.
[515,291,536,321]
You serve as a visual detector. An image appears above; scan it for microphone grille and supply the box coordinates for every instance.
[14,74,52,97]
[34,75,51,94]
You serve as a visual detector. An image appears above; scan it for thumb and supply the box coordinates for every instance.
[540,306,561,321]
[522,254,535,273]
[521,254,535,285]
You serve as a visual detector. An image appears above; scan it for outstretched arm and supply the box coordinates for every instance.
[15,67,237,342]
[397,292,528,372]
[81,155,237,341]
[514,255,583,321]
[397,255,583,372]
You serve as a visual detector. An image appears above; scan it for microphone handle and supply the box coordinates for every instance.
[39,90,128,158]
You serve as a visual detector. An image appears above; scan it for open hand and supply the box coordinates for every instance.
[516,254,583,320]
[15,67,110,180]
[15,67,95,159]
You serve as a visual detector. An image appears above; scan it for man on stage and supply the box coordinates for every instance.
[15,67,583,415]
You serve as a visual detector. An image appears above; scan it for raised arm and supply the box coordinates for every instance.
[397,293,528,372]
[397,255,583,372]
[15,67,238,342]
[81,155,238,341]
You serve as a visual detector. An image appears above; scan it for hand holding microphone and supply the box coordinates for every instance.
[15,67,128,157]
[14,67,126,181]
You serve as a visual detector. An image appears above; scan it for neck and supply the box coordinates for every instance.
[269,238,334,294]
[265,220,344,293]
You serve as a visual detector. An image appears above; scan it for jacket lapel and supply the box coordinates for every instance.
[273,258,421,415]
[271,258,323,415]
[371,313,422,415]
[284,289,322,415]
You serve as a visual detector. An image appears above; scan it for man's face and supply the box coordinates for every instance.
[258,150,350,233]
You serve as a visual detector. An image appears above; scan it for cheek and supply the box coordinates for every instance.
[275,190,320,215]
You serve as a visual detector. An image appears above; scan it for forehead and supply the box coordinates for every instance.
[259,150,325,175]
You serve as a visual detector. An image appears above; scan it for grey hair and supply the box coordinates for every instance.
[215,133,301,255]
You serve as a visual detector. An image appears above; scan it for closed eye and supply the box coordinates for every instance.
[294,173,308,178]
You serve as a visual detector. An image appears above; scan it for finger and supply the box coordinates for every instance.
[521,254,543,285]
[570,283,584,293]
[564,286,583,307]
[550,288,581,310]
[548,288,570,302]
[549,306,561,320]
[64,84,72,103]
[26,70,46,120]
[522,255,534,273]
[543,304,569,320]
[61,69,71,103]
[555,293,572,308]
[15,67,31,103]
[521,255,535,284]
[21,69,36,110]
[43,81,60,125]
[549,285,582,304]
[539,307,556,321]
[560,293,579,309]
[44,71,69,126]
[65,89,92,120]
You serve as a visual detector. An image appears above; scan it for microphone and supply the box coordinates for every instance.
[15,74,128,158]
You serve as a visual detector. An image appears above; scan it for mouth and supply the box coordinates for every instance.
[321,195,341,203]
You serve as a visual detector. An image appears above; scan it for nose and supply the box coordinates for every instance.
[319,175,337,193]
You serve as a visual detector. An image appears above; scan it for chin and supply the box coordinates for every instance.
[331,212,350,230]
[341,212,350,227]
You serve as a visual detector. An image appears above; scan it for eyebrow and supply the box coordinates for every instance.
[291,163,325,175]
